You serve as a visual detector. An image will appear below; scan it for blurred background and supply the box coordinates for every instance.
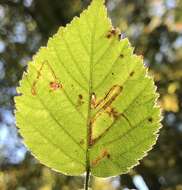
[0,0,181,189]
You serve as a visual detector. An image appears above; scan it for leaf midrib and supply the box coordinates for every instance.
[86,4,100,172]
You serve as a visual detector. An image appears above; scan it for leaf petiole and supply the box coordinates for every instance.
[84,167,90,190]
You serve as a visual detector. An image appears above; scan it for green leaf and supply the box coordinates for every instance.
[15,0,161,177]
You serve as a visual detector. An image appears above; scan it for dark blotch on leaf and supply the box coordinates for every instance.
[77,94,84,106]
[106,28,119,38]
[78,94,83,99]
[107,153,111,159]
[120,54,124,58]
[130,71,135,77]
[148,117,153,122]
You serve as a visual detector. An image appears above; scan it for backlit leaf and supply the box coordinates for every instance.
[15,0,161,177]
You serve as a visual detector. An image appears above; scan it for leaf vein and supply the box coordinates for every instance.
[61,35,89,83]
[18,113,85,166]
[52,44,88,92]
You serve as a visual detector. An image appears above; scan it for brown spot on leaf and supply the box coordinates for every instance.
[106,28,120,38]
[91,149,110,167]
[77,94,84,106]
[79,94,83,99]
[31,60,63,95]
[49,81,62,91]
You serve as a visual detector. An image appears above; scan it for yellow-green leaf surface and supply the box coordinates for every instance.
[15,0,161,177]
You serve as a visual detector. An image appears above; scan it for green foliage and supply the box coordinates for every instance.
[15,0,161,178]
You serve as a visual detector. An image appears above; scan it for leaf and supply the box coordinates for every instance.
[15,0,161,177]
